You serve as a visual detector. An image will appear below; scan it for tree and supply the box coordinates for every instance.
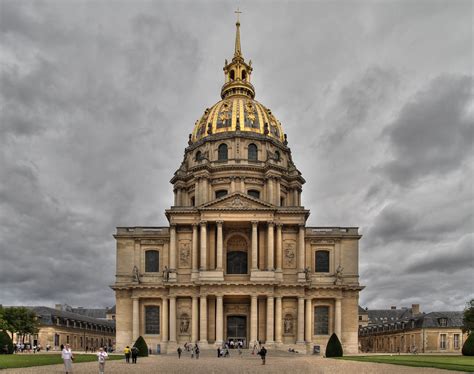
[133,336,149,357]
[325,333,343,357]
[462,332,474,356]
[462,299,474,334]
[0,331,14,354]
[1,307,39,342]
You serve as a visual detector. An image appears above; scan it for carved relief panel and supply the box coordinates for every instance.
[178,240,191,269]
[283,239,297,269]
[177,298,192,338]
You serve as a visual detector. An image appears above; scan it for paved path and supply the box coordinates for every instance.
[3,351,458,374]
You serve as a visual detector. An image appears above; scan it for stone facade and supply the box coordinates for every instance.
[359,307,466,353]
[112,19,363,354]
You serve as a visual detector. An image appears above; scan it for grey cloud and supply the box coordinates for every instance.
[378,74,473,186]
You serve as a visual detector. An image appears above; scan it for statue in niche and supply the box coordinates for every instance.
[162,266,170,282]
[304,267,311,281]
[334,265,344,285]
[179,314,190,334]
[284,314,294,334]
[132,265,140,283]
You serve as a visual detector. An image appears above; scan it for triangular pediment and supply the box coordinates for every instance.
[199,192,275,210]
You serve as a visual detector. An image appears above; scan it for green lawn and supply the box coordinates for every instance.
[0,353,123,369]
[336,355,474,372]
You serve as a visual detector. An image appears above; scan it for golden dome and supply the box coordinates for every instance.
[190,17,285,144]
[191,97,284,143]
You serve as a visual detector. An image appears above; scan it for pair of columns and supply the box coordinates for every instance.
[251,221,283,271]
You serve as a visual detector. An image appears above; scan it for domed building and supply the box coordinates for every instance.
[112,18,363,354]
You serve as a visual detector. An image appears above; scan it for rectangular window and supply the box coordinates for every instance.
[440,334,446,349]
[145,306,160,334]
[315,251,330,272]
[314,306,329,335]
[145,250,159,272]
[454,334,460,349]
[54,334,60,346]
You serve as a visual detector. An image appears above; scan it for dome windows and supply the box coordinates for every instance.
[218,143,228,161]
[248,143,258,161]
[242,70,247,81]
[195,151,202,161]
[229,70,235,81]
[215,190,228,199]
[274,150,281,161]
[248,190,260,199]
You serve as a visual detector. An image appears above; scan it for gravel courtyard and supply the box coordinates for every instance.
[2,351,460,374]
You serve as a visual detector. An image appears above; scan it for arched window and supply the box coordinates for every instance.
[195,151,202,161]
[248,190,260,199]
[226,251,248,274]
[315,250,329,272]
[230,70,235,80]
[242,70,247,80]
[218,143,228,161]
[248,143,258,161]
[215,190,228,199]
[145,250,159,272]
[275,150,281,161]
[190,196,195,206]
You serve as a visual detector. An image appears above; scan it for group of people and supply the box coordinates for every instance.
[13,343,44,353]
[178,343,200,359]
[123,345,140,363]
[61,344,109,374]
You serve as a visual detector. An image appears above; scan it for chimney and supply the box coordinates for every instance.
[412,304,420,315]
[391,306,396,310]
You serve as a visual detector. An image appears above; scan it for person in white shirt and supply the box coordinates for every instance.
[61,344,74,373]
[97,347,108,374]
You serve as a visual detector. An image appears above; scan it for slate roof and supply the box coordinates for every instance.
[416,311,464,328]
[26,306,116,328]
[358,306,368,315]
[367,308,414,324]
[107,305,116,314]
[71,308,108,319]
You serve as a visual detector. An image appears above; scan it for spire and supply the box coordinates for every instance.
[234,8,242,58]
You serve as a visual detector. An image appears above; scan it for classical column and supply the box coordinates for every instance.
[297,297,305,343]
[268,178,274,205]
[267,222,274,270]
[276,224,283,272]
[276,179,281,206]
[275,297,282,343]
[200,221,207,271]
[335,298,342,339]
[240,177,245,192]
[162,297,168,342]
[177,188,182,206]
[170,224,177,271]
[216,221,223,270]
[195,180,200,206]
[191,296,198,343]
[216,295,224,344]
[230,177,236,193]
[266,296,274,343]
[298,224,305,272]
[251,221,258,270]
[192,224,198,272]
[173,189,178,206]
[201,177,208,204]
[250,295,258,344]
[169,296,177,342]
[293,189,298,207]
[305,298,312,343]
[132,297,139,342]
[199,296,208,343]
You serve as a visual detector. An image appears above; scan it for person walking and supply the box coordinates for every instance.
[123,346,131,363]
[194,344,200,359]
[97,347,108,374]
[258,346,267,365]
[131,345,139,363]
[177,347,182,359]
[61,344,74,374]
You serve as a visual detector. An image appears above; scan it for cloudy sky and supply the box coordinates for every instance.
[1,0,472,312]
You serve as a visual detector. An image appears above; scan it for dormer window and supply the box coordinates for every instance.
[438,318,448,327]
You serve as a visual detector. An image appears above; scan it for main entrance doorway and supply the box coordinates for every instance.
[226,315,247,347]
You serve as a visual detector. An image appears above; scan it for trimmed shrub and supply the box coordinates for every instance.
[325,333,343,357]
[133,336,149,357]
[462,333,474,356]
[0,331,14,354]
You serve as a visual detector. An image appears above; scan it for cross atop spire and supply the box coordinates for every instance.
[234,8,242,58]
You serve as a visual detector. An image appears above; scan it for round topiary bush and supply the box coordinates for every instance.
[133,336,149,357]
[325,333,343,357]
[0,331,14,354]
[462,333,474,356]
